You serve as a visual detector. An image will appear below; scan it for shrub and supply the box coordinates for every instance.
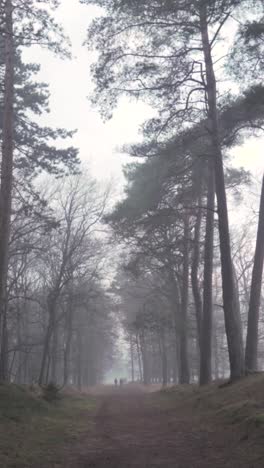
[42,382,61,402]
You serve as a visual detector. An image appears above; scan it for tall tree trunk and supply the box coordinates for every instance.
[16,303,22,384]
[129,333,135,382]
[170,274,180,383]
[140,331,150,385]
[245,175,264,371]
[200,159,215,385]
[213,313,220,380]
[38,324,51,385]
[45,353,51,385]
[77,329,83,391]
[0,308,8,381]
[199,5,245,380]
[160,328,168,387]
[172,339,179,384]
[0,0,14,382]
[191,197,203,348]
[179,215,190,384]
[38,295,56,385]
[51,321,58,383]
[136,334,143,381]
[63,302,74,386]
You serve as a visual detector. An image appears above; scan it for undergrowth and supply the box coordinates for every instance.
[158,374,264,433]
[0,384,97,468]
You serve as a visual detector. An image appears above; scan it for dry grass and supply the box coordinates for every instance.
[158,373,264,432]
[0,384,97,468]
[1,376,264,467]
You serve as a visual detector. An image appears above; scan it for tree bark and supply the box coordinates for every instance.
[245,175,264,371]
[136,333,143,381]
[0,0,14,382]
[160,328,168,387]
[38,321,53,385]
[140,331,150,385]
[200,159,215,385]
[129,333,135,382]
[63,301,74,386]
[191,196,203,348]
[77,329,83,391]
[179,215,190,384]
[199,4,245,380]
[38,293,57,385]
[15,300,23,384]
[50,321,58,383]
[170,274,181,384]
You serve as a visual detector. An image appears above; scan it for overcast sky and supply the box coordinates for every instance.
[23,0,263,189]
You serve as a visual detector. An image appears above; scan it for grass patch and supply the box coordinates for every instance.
[0,384,98,467]
[156,374,264,433]
[216,399,259,424]
[252,413,264,427]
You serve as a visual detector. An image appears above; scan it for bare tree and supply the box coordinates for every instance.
[38,176,110,385]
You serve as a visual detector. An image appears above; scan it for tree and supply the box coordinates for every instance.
[230,7,264,373]
[38,175,109,385]
[199,157,215,385]
[84,0,264,379]
[2,170,115,387]
[191,169,203,349]
[107,88,262,382]
[180,214,190,383]
[0,0,15,381]
[0,0,79,381]
[107,153,196,383]
[245,175,264,371]
[112,264,176,386]
[230,13,264,86]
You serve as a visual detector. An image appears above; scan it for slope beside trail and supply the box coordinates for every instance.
[62,383,264,468]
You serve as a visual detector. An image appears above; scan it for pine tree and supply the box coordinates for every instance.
[83,0,262,379]
[0,0,78,381]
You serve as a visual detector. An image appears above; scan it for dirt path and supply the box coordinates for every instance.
[63,386,264,468]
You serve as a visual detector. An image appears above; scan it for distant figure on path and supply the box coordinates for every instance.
[119,378,123,386]
[114,378,118,386]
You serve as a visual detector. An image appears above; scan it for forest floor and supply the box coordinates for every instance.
[1,376,264,467]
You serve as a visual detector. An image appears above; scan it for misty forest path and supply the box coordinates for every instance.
[63,386,263,468]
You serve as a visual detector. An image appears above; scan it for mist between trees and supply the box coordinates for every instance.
[0,0,263,389]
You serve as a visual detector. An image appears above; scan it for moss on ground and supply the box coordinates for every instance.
[2,376,264,467]
[157,374,264,434]
[253,413,264,427]
[0,384,97,468]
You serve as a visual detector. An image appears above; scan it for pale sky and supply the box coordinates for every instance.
[22,0,263,188]
[22,0,154,189]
